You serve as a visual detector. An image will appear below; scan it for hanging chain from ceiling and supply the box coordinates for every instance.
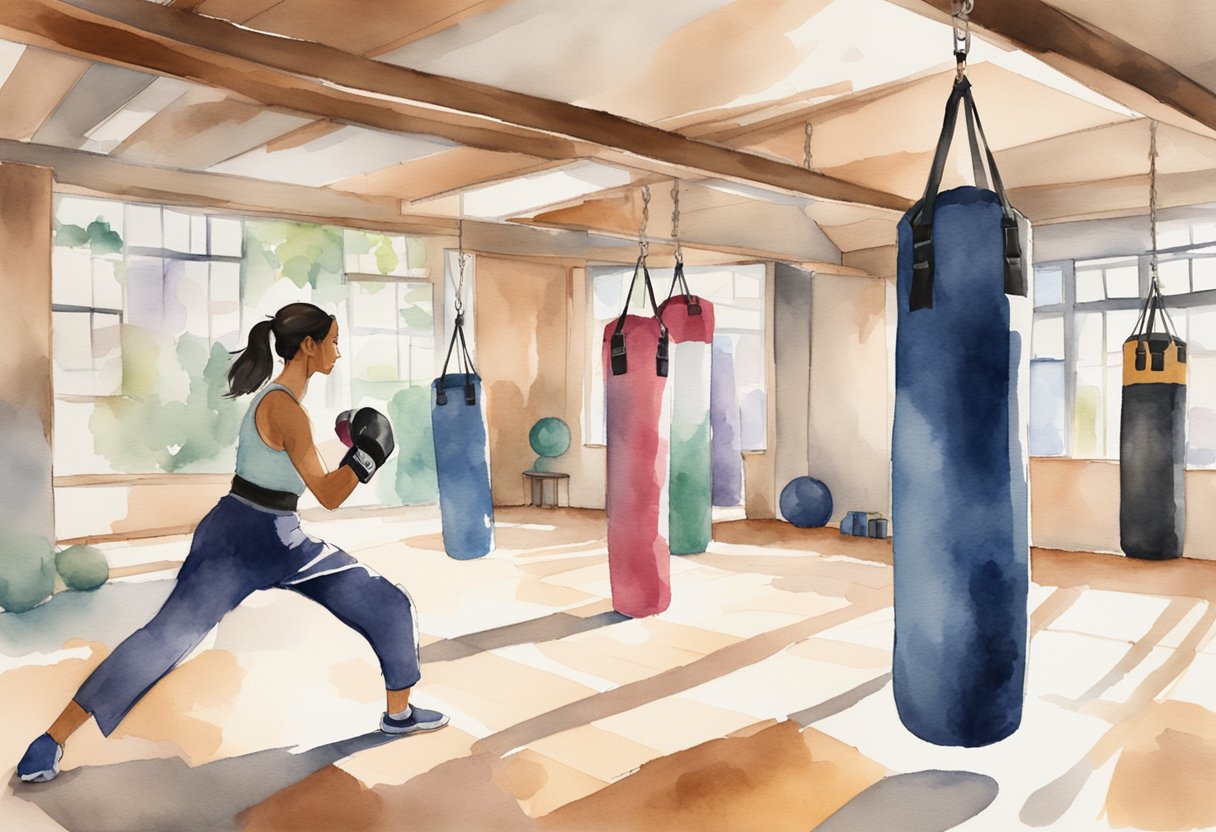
[803,122,814,170]
[670,180,682,264]
[639,184,651,261]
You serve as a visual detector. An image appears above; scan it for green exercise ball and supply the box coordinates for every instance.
[529,417,571,459]
[0,531,56,613]
[56,544,109,591]
[532,455,561,473]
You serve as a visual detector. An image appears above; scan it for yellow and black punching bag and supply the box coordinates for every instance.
[1120,288,1186,560]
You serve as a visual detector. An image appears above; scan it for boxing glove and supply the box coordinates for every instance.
[341,408,395,483]
[334,410,354,447]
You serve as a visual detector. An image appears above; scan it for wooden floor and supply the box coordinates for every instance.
[3,506,1216,831]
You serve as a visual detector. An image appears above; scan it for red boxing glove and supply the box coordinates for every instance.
[334,410,354,448]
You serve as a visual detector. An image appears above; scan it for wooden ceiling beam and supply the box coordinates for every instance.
[908,0,1216,135]
[0,0,911,212]
[0,138,781,265]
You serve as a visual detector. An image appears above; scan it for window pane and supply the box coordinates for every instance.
[167,259,210,339]
[53,311,93,370]
[1157,258,1190,295]
[1193,222,1216,246]
[1075,311,1103,367]
[350,280,399,331]
[1105,265,1139,298]
[93,257,123,310]
[1105,365,1121,459]
[56,196,123,239]
[125,203,162,248]
[1034,267,1063,307]
[163,208,191,252]
[1157,223,1191,249]
[1192,256,1216,292]
[350,333,399,381]
[53,247,93,306]
[1106,309,1140,355]
[1073,367,1103,458]
[126,255,165,331]
[211,261,241,349]
[190,214,208,254]
[1186,307,1216,351]
[210,217,243,257]
[1032,314,1064,359]
[1029,359,1066,455]
[1075,267,1104,303]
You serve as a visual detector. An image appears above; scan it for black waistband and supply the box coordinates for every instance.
[230,475,299,511]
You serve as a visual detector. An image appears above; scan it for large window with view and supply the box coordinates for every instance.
[51,195,440,507]
[1031,217,1216,468]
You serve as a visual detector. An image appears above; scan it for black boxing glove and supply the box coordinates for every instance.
[340,407,395,483]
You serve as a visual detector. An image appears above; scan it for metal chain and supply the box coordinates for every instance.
[455,217,467,316]
[952,0,973,80]
[670,180,682,263]
[1149,119,1160,290]
[639,185,651,261]
[803,122,813,170]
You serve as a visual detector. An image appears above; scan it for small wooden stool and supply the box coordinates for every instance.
[522,471,569,508]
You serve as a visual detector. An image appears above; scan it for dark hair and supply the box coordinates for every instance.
[225,302,335,397]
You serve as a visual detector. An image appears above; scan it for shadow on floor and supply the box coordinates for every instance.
[812,770,999,832]
[12,731,401,832]
[421,610,629,663]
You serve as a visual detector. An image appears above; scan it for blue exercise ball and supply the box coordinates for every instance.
[780,477,833,528]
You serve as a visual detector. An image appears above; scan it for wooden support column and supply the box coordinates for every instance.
[0,162,56,611]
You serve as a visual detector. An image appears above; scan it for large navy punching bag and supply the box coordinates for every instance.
[431,313,495,559]
[892,76,1031,747]
[1120,284,1187,559]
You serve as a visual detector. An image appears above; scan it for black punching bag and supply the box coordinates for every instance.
[1120,287,1187,559]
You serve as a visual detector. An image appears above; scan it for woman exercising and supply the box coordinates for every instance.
[19,302,446,783]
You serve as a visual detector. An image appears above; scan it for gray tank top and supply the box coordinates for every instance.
[235,383,307,495]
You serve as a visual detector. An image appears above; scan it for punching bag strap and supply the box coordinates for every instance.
[611,257,670,377]
[665,261,703,315]
[437,312,479,406]
[963,84,1026,300]
[911,78,1025,310]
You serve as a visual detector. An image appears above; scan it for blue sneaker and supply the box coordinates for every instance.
[380,705,449,735]
[17,734,63,783]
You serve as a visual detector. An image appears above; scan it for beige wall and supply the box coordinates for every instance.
[476,256,570,506]
[806,273,892,522]
[1030,458,1216,560]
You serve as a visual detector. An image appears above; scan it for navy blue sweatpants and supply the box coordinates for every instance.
[75,494,421,736]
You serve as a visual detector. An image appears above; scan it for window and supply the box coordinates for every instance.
[347,278,435,385]
[52,198,438,486]
[1031,222,1216,467]
[586,263,766,449]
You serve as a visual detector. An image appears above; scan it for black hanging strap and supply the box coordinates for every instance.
[910,77,1025,311]
[1130,281,1185,371]
[665,261,702,314]
[436,312,479,406]
[610,257,669,377]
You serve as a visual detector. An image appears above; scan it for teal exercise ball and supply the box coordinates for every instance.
[780,477,833,528]
[529,417,571,458]
[56,545,109,591]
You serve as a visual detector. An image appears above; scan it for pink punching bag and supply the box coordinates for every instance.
[602,258,672,618]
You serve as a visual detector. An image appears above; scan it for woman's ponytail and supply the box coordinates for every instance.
[226,319,276,397]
